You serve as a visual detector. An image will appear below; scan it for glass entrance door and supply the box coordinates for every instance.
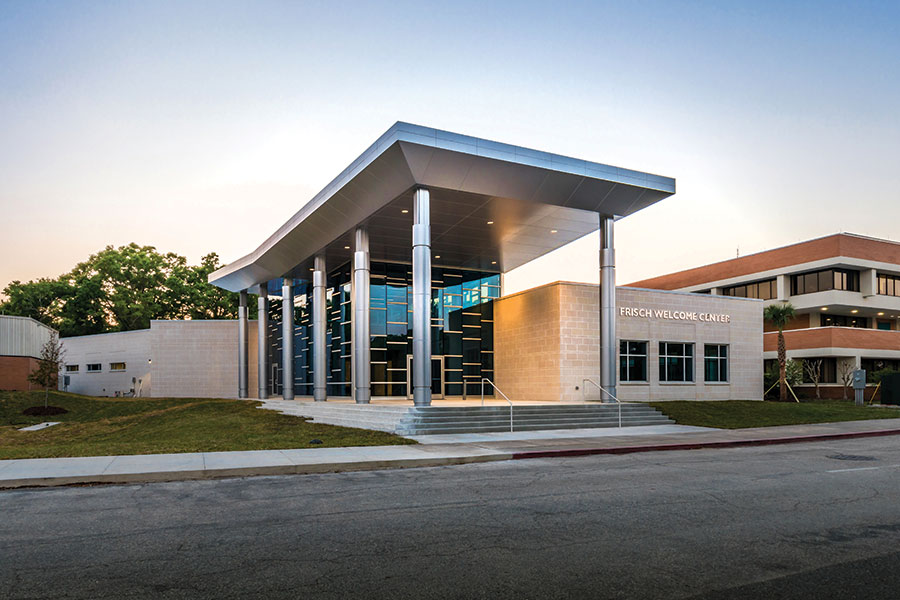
[406,355,444,400]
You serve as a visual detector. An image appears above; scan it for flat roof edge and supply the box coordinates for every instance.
[210,122,676,290]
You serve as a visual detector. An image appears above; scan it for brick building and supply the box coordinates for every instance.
[630,233,900,398]
[0,315,55,391]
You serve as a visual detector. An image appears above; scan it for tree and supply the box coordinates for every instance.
[28,333,65,407]
[0,244,254,335]
[764,302,797,402]
[838,361,855,401]
[0,278,69,327]
[803,359,823,400]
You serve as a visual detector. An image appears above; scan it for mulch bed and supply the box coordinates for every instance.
[22,406,69,416]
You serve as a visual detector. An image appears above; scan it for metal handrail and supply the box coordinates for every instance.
[481,378,514,432]
[582,377,622,428]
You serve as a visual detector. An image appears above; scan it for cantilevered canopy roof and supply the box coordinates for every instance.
[209,122,676,292]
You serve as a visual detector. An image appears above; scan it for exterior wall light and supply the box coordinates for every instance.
[550,229,558,234]
[402,209,409,214]
[487,221,494,225]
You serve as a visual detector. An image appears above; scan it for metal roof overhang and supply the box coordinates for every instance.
[209,122,676,292]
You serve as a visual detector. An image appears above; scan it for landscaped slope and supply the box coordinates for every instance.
[651,400,900,429]
[0,391,415,460]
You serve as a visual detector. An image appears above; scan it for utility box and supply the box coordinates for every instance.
[852,370,867,390]
[853,369,866,406]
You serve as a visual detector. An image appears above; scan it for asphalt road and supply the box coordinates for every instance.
[3,437,900,599]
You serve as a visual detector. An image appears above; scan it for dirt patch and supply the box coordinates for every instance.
[23,406,69,416]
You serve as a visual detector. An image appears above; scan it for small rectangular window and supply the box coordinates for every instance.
[110,362,126,371]
[619,341,648,382]
[704,345,728,383]
[87,363,102,373]
[877,274,900,297]
[659,342,694,383]
[721,279,775,300]
[65,365,79,373]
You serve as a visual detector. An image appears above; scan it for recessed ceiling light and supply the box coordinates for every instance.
[401,209,409,214]
[821,307,828,311]
[487,221,494,225]
[435,255,440,259]
[851,309,859,314]
[344,245,350,250]
[550,229,558,234]
[491,261,497,265]
[878,312,885,316]
[309,268,314,271]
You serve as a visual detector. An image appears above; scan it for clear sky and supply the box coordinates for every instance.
[2,1,898,296]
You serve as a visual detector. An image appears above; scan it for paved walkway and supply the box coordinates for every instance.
[3,419,900,489]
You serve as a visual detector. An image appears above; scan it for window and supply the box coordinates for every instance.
[110,362,126,371]
[704,345,728,382]
[877,273,900,297]
[801,358,837,384]
[791,269,859,295]
[65,365,79,373]
[619,341,648,382]
[86,363,102,373]
[721,278,776,300]
[861,359,900,383]
[820,314,869,328]
[659,342,694,382]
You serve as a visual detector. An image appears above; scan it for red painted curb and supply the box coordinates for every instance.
[511,428,900,460]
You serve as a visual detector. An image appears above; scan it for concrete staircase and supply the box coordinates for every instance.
[259,400,674,436]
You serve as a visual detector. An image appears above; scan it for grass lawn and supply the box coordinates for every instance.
[650,400,900,430]
[0,391,415,460]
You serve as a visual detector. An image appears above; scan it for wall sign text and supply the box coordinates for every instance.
[620,307,731,323]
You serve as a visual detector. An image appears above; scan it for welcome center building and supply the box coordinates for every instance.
[207,123,762,406]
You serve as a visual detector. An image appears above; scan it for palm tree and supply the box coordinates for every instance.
[764,302,797,401]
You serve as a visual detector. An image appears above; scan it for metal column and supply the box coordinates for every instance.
[600,216,616,402]
[237,290,249,399]
[282,278,295,401]
[412,188,432,407]
[257,286,269,399]
[313,255,327,402]
[352,228,371,404]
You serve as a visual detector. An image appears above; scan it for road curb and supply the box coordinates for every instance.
[0,453,513,490]
[510,427,900,460]
[6,427,900,489]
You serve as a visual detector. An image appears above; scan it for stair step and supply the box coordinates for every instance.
[257,400,673,436]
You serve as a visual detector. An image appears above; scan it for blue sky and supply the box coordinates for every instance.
[1,1,898,293]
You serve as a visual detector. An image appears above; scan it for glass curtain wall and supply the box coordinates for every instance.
[267,262,499,398]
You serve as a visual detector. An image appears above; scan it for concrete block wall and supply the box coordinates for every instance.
[614,287,763,401]
[493,283,562,402]
[150,320,258,399]
[493,282,763,403]
[558,284,601,403]
[61,330,152,397]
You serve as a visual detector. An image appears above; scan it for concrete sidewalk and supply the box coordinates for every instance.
[3,419,900,489]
